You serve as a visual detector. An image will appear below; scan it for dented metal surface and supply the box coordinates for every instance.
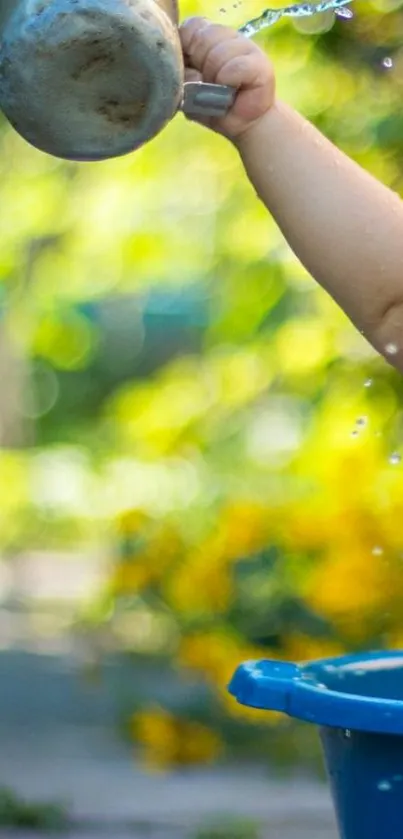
[0,0,184,160]
[0,0,236,160]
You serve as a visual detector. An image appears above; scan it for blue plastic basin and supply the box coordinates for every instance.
[229,650,403,839]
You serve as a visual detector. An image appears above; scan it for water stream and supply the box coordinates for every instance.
[239,0,354,38]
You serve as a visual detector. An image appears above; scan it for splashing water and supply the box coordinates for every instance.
[239,0,353,37]
[335,5,353,17]
[389,451,401,465]
[377,780,392,792]
[351,415,368,437]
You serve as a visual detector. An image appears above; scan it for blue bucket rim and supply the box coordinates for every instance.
[228,650,403,735]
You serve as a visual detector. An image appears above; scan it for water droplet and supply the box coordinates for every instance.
[382,56,393,69]
[364,378,373,388]
[219,6,226,11]
[351,429,359,438]
[372,546,384,556]
[335,5,353,17]
[344,729,352,739]
[356,416,368,428]
[385,342,398,356]
[378,780,392,791]
[389,452,401,465]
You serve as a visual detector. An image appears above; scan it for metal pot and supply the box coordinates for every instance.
[0,0,190,160]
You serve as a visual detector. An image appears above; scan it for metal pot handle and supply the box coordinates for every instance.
[181,81,237,118]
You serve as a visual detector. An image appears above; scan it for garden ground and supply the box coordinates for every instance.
[0,723,337,838]
[0,555,338,839]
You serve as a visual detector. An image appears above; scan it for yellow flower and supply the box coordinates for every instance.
[386,632,403,652]
[280,633,344,663]
[132,707,222,768]
[178,630,245,684]
[165,502,273,616]
[112,561,152,594]
[165,549,233,616]
[112,521,183,594]
[116,508,150,535]
[304,539,392,625]
[131,707,177,768]
[178,632,285,724]
[214,501,272,562]
[141,523,183,571]
[372,467,403,553]
[280,498,344,552]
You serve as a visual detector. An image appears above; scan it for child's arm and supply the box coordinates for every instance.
[180,18,403,370]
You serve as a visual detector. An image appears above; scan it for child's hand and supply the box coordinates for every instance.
[179,17,275,141]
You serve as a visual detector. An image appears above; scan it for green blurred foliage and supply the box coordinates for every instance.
[1,0,403,768]
[0,789,68,830]
[194,818,260,839]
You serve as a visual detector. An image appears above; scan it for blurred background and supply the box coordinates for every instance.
[1,0,403,835]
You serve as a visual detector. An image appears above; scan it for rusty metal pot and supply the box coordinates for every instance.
[0,0,187,160]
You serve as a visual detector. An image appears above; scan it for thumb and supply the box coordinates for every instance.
[184,68,203,83]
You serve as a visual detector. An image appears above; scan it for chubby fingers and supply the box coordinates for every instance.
[180,17,261,88]
[180,18,238,67]
[180,16,275,135]
[180,18,272,93]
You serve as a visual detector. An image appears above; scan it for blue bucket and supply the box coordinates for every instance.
[229,651,403,839]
